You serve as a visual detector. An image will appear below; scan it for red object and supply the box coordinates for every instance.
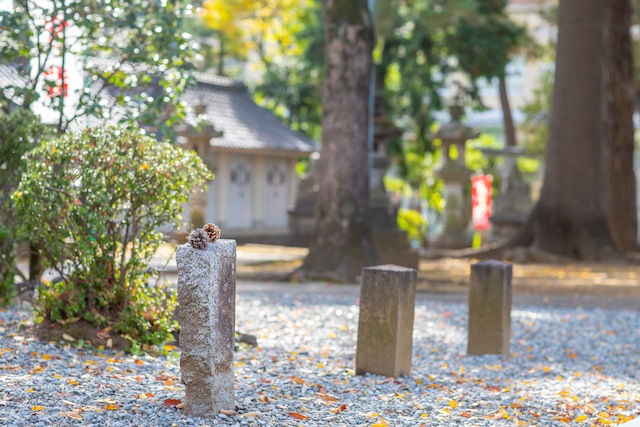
[44,66,68,98]
[471,175,493,230]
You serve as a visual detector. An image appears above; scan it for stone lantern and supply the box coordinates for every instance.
[432,105,479,249]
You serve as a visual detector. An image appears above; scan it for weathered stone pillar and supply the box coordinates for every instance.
[176,239,236,418]
[467,260,512,356]
[356,265,417,378]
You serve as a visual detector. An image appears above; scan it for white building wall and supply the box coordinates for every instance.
[263,157,289,228]
[226,154,253,229]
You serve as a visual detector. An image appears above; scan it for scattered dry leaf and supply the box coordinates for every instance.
[163,399,181,407]
[289,412,310,420]
[58,412,82,420]
[220,409,238,416]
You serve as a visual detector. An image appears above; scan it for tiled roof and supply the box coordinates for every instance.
[0,64,24,87]
[1,63,320,153]
[184,73,319,153]
[0,64,28,105]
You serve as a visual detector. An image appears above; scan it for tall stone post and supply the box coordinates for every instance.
[467,260,512,356]
[356,265,417,378]
[176,239,236,418]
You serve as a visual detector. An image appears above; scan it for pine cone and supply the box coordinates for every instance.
[188,228,209,250]
[203,223,221,242]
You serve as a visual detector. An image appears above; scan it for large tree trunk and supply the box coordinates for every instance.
[302,0,376,282]
[528,0,616,259]
[499,75,517,147]
[602,0,637,253]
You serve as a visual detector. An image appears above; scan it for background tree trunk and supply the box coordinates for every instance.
[302,0,376,282]
[602,0,637,253]
[499,75,517,147]
[528,0,616,259]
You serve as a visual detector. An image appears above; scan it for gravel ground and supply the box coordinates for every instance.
[1,290,639,427]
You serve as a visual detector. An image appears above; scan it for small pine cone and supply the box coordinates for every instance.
[188,228,209,250]
[203,223,221,242]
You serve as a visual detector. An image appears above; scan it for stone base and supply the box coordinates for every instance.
[430,233,473,250]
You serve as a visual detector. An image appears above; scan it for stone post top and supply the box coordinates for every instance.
[363,264,417,273]
[177,239,237,254]
[472,259,512,269]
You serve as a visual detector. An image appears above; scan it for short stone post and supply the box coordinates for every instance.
[176,239,237,418]
[467,259,512,356]
[356,264,417,378]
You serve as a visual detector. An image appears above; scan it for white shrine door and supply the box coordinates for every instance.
[263,158,288,228]
[226,155,253,229]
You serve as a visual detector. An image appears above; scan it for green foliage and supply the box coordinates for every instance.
[387,141,445,212]
[14,124,212,346]
[252,0,324,140]
[446,9,526,82]
[0,0,198,136]
[0,109,46,305]
[397,208,427,243]
[521,69,554,156]
[465,134,502,173]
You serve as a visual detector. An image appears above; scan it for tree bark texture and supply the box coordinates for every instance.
[499,75,517,147]
[531,0,616,259]
[602,0,637,253]
[302,0,377,282]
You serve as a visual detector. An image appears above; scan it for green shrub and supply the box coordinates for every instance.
[0,110,45,305]
[397,208,427,244]
[14,124,212,346]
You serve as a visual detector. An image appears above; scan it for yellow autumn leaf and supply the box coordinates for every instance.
[575,415,588,422]
[31,406,44,411]
[164,345,177,351]
[449,401,457,409]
